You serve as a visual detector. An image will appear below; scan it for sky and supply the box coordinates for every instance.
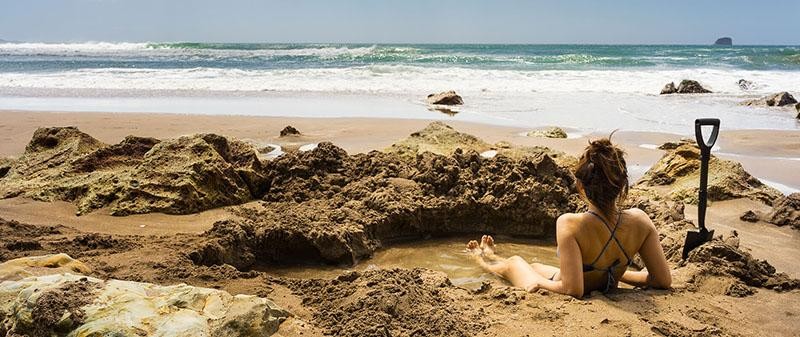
[1,0,799,44]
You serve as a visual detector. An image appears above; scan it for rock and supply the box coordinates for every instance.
[387,121,489,159]
[0,128,266,215]
[426,91,464,105]
[740,92,798,107]
[796,103,800,119]
[0,157,13,179]
[0,255,290,337]
[740,210,759,223]
[636,143,782,205]
[765,193,800,230]
[494,141,512,149]
[526,127,568,139]
[737,79,754,90]
[660,80,711,94]
[714,37,733,46]
[676,80,712,94]
[657,138,694,150]
[279,125,301,137]
[660,82,677,95]
[0,253,91,281]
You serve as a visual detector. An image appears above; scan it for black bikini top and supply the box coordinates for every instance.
[583,210,633,293]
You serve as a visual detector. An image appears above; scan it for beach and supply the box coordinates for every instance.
[1,42,800,336]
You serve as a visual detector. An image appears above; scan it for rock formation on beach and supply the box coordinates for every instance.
[426,90,463,105]
[714,37,733,45]
[740,91,797,107]
[636,143,782,205]
[0,127,265,215]
[660,80,712,94]
[765,193,800,230]
[279,125,301,137]
[0,255,289,337]
[527,127,568,138]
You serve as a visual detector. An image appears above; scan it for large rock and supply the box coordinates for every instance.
[714,37,733,46]
[0,127,266,215]
[740,92,798,107]
[660,80,712,94]
[426,91,463,105]
[386,121,489,160]
[636,144,782,205]
[0,255,289,337]
[765,193,800,230]
[526,127,567,139]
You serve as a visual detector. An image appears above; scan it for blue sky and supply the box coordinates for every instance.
[1,0,799,44]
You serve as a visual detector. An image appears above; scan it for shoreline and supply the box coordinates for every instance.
[2,109,799,190]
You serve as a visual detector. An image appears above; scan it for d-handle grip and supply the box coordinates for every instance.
[695,118,720,152]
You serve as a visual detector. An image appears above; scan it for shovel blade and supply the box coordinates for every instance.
[681,229,715,260]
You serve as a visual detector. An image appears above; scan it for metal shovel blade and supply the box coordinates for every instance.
[682,228,715,260]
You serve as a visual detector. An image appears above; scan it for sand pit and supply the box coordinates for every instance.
[1,123,799,336]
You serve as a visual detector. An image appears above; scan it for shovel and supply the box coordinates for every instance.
[681,118,720,260]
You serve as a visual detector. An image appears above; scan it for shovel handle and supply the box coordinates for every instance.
[695,118,720,152]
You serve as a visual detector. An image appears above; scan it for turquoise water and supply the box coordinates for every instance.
[0,42,799,134]
[1,43,799,72]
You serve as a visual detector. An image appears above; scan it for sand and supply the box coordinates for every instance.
[1,109,799,336]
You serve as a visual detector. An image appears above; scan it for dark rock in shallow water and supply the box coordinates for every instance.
[279,125,301,137]
[426,91,463,105]
[676,80,712,94]
[796,103,800,119]
[714,37,733,45]
[660,80,711,94]
[738,79,754,90]
[660,82,677,95]
[740,92,798,107]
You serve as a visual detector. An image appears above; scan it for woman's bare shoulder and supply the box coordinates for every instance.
[623,208,657,231]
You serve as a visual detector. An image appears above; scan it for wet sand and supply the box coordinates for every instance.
[2,109,798,189]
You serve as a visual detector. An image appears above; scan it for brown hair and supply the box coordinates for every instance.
[574,133,629,219]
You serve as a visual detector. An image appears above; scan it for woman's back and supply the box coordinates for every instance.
[566,208,652,293]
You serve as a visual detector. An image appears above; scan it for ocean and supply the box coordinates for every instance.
[1,42,799,133]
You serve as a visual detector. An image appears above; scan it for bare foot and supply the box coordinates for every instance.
[466,240,482,255]
[480,235,496,256]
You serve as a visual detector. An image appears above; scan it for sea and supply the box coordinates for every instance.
[1,42,799,134]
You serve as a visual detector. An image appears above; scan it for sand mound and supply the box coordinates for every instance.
[281,268,485,337]
[193,141,579,267]
[636,143,782,205]
[0,128,265,215]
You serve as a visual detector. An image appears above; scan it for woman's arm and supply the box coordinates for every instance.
[534,215,585,298]
[620,211,671,289]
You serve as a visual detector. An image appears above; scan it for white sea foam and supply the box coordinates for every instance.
[1,66,797,95]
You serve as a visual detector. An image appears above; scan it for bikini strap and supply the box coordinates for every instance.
[586,210,632,266]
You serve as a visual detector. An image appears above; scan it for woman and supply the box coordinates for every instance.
[467,136,671,298]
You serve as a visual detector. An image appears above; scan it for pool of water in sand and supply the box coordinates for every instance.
[262,236,559,290]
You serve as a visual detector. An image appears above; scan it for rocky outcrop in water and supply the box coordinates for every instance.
[426,91,464,105]
[765,193,800,230]
[740,92,798,107]
[636,143,782,205]
[738,79,755,90]
[527,127,567,138]
[714,37,733,46]
[0,255,289,337]
[660,80,712,94]
[0,127,265,215]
